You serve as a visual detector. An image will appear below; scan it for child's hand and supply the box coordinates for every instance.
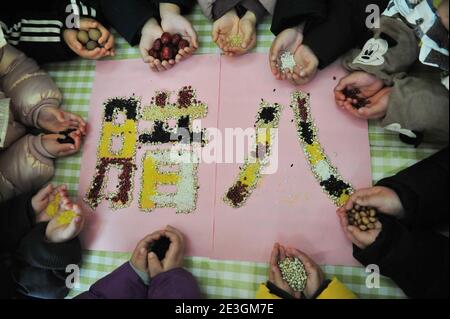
[342,87,392,120]
[147,225,185,278]
[268,243,302,299]
[45,201,84,243]
[288,44,319,85]
[222,11,257,56]
[42,132,82,158]
[285,247,325,299]
[139,18,169,72]
[63,18,115,60]
[130,230,164,275]
[269,28,303,80]
[339,186,405,219]
[335,72,385,109]
[212,10,240,55]
[38,106,87,135]
[32,184,68,219]
[160,3,198,60]
[438,0,449,31]
[337,209,382,250]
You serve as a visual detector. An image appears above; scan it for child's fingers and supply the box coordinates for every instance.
[269,38,284,66]
[54,185,68,201]
[352,191,388,212]
[96,23,111,45]
[55,138,78,157]
[153,60,165,72]
[36,184,54,202]
[336,206,347,217]
[343,101,364,118]
[279,245,287,261]
[103,33,115,51]
[73,135,82,153]
[291,72,310,86]
[184,46,194,55]
[357,103,384,120]
[80,19,98,31]
[149,62,160,72]
[177,49,187,58]
[337,210,349,231]
[286,248,316,275]
[60,213,84,242]
[66,112,86,127]
[161,60,173,70]
[334,87,347,100]
[270,265,284,286]
[147,252,163,276]
[271,66,280,78]
[241,28,253,50]
[348,224,381,249]
[72,39,84,52]
[299,62,314,79]
[335,76,354,92]
[140,43,152,63]
[80,47,102,59]
[217,36,228,50]
[164,232,183,261]
[165,225,184,243]
[46,108,66,123]
[269,243,280,267]
[346,226,366,248]
[337,211,365,246]
[212,23,221,43]
[185,25,198,48]
[136,232,163,253]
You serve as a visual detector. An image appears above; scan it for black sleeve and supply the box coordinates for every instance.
[0,0,103,64]
[0,193,35,253]
[376,147,449,227]
[303,0,390,69]
[302,0,352,69]
[55,0,101,25]
[100,0,158,46]
[270,0,328,36]
[13,222,82,299]
[155,0,196,14]
[0,193,35,299]
[353,215,449,299]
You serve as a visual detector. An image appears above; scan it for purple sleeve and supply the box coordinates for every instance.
[76,263,148,299]
[147,268,202,299]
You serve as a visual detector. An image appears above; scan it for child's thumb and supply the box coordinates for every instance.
[270,39,283,62]
[355,194,384,209]
[53,109,66,123]
[147,252,163,275]
[241,28,252,49]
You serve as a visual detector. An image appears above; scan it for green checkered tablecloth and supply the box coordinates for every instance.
[45,7,439,299]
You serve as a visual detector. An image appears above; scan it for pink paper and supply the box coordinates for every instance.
[78,54,372,266]
[78,55,220,257]
[213,55,371,266]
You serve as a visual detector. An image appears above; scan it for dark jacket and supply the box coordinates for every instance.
[353,148,449,299]
[0,0,103,64]
[271,0,390,69]
[76,262,202,299]
[100,0,196,46]
[0,193,82,299]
